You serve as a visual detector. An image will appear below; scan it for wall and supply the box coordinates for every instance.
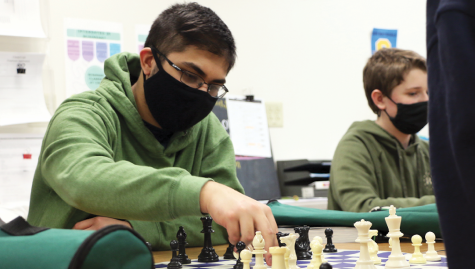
[0,0,427,161]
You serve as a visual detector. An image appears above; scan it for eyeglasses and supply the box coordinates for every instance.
[151,47,229,98]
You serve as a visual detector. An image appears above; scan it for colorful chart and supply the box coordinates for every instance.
[64,18,123,97]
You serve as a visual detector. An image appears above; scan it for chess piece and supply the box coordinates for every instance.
[354,219,377,269]
[277,232,290,247]
[167,240,183,269]
[252,231,268,269]
[270,247,287,269]
[307,238,323,269]
[368,230,381,264]
[295,226,312,260]
[409,235,427,264]
[384,205,410,268]
[176,226,191,264]
[224,242,236,259]
[319,263,332,269]
[233,241,246,269]
[198,216,219,262]
[284,246,290,269]
[241,249,252,269]
[323,228,337,252]
[424,232,441,261]
[280,233,300,269]
[312,237,327,263]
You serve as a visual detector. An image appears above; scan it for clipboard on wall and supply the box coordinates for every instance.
[212,96,280,200]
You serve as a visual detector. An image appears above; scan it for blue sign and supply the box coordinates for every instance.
[371,28,398,54]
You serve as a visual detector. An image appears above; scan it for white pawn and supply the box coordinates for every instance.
[307,239,323,269]
[241,249,252,269]
[409,235,426,264]
[252,231,268,269]
[424,232,441,261]
[270,247,287,269]
[368,230,381,265]
[312,236,328,263]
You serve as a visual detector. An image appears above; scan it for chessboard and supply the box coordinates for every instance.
[154,250,448,269]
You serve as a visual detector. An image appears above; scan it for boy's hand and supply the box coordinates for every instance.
[73,216,132,230]
[200,181,279,265]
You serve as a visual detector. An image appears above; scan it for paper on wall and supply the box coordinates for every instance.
[0,0,45,38]
[226,97,272,158]
[0,52,51,126]
[0,133,44,220]
[64,18,123,97]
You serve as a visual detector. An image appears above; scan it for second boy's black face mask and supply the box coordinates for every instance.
[384,98,428,134]
[143,50,217,132]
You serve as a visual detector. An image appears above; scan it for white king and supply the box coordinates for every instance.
[385,206,410,268]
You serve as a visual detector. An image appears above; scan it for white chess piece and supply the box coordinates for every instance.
[307,239,323,269]
[354,219,377,269]
[312,236,328,263]
[284,246,290,269]
[368,230,381,265]
[409,235,427,264]
[270,247,287,269]
[424,231,441,261]
[384,205,410,268]
[241,249,252,269]
[280,234,300,269]
[252,231,268,269]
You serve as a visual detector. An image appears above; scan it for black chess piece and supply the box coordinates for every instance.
[295,226,312,260]
[233,241,246,269]
[223,242,235,259]
[167,240,183,269]
[323,228,337,253]
[319,262,332,269]
[198,216,219,262]
[176,226,191,264]
[276,232,290,247]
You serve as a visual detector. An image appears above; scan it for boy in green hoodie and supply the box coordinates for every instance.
[27,3,278,255]
[327,48,435,212]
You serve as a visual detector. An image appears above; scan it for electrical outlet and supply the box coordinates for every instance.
[265,102,283,127]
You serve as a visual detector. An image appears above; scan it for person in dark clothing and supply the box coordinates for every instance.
[427,1,475,268]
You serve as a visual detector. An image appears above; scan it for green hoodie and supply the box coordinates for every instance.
[27,52,244,250]
[327,120,435,212]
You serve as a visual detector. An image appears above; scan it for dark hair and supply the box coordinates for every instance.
[144,2,236,72]
[363,48,426,114]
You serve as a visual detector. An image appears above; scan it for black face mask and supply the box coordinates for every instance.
[384,98,428,134]
[143,51,218,132]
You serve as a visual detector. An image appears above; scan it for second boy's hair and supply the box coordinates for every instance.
[144,2,236,72]
[363,48,427,114]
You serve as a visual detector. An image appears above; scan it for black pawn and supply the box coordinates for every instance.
[167,240,182,269]
[319,262,332,269]
[233,241,246,269]
[223,242,235,259]
[276,232,290,247]
[323,228,337,253]
[295,226,312,260]
[198,216,219,262]
[176,226,191,264]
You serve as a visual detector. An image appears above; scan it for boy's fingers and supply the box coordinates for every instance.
[73,218,94,230]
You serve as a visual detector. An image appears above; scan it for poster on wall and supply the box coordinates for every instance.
[64,18,123,97]
[371,28,398,54]
[135,24,151,54]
